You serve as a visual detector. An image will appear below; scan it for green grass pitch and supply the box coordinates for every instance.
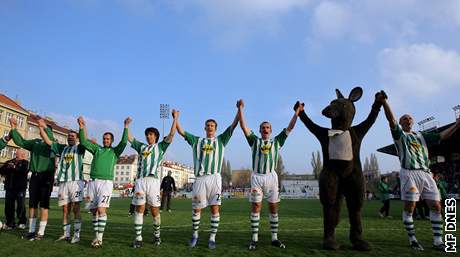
[0,198,450,256]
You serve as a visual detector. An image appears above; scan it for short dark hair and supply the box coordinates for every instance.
[145,127,160,143]
[205,119,217,128]
[259,121,271,130]
[103,132,114,141]
[68,130,78,136]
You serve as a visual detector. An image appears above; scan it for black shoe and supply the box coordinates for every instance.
[410,241,424,251]
[271,240,286,249]
[132,240,143,248]
[249,240,257,250]
[23,232,36,241]
[34,234,44,241]
[433,243,445,251]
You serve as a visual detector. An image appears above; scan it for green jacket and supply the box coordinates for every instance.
[10,128,55,173]
[378,181,391,201]
[0,138,7,151]
[79,128,128,180]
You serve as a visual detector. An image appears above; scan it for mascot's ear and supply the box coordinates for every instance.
[348,87,363,102]
[335,89,345,99]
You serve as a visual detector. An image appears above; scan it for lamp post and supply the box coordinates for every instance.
[160,104,170,138]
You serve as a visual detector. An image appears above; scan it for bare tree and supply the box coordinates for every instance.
[221,158,232,188]
[311,150,322,180]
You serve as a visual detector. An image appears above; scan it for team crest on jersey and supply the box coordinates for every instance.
[260,143,272,154]
[202,144,214,154]
[64,153,74,163]
[142,150,151,158]
[409,141,421,150]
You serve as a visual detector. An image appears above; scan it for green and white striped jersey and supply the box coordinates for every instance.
[184,126,233,177]
[391,124,440,170]
[131,138,170,179]
[51,143,86,182]
[246,129,288,174]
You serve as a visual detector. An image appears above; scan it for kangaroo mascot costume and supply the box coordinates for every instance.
[295,87,385,251]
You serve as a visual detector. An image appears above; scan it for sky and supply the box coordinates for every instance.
[1,0,460,174]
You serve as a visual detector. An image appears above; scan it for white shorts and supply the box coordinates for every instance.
[58,180,85,206]
[132,176,161,207]
[400,168,440,202]
[86,179,113,209]
[249,172,280,203]
[192,173,222,209]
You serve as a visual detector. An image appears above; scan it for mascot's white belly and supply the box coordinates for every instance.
[328,130,353,161]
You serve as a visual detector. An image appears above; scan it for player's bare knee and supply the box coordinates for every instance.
[251,202,262,213]
[210,205,220,215]
[135,205,145,213]
[403,201,416,213]
[427,200,441,212]
[268,202,278,214]
[151,207,159,217]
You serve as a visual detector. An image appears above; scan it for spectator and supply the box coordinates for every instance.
[160,171,176,212]
[0,149,29,230]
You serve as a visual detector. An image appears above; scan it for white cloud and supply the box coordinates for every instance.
[312,1,351,40]
[378,43,460,97]
[310,0,460,44]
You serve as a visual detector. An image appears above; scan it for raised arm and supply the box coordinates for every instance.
[77,116,99,154]
[354,91,385,138]
[294,102,327,140]
[114,117,131,157]
[9,117,34,150]
[38,119,53,146]
[164,109,179,143]
[286,101,304,133]
[440,117,460,141]
[175,113,186,138]
[229,102,240,133]
[381,92,397,129]
[237,99,251,137]
[0,135,9,151]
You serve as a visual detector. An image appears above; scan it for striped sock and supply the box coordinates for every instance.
[96,215,107,242]
[134,212,143,241]
[429,210,443,245]
[209,214,220,242]
[192,212,201,238]
[402,211,417,243]
[269,213,279,241]
[63,223,71,237]
[250,212,260,242]
[92,215,99,238]
[29,218,37,233]
[74,219,81,237]
[153,214,161,239]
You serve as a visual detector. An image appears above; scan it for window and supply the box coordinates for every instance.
[121,166,125,170]
[3,130,9,137]
[6,113,13,124]
[16,116,25,128]
[10,148,16,159]
[121,171,124,175]
[0,110,3,123]
[1,148,7,158]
